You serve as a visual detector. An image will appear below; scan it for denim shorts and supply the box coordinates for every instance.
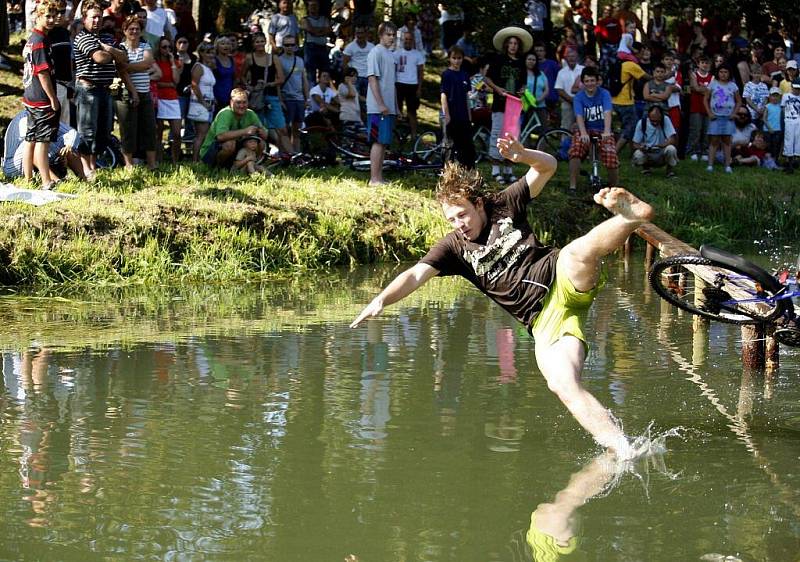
[283,99,306,125]
[708,116,734,136]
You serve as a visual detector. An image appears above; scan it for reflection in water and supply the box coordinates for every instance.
[0,262,799,560]
[356,323,390,448]
[524,452,618,561]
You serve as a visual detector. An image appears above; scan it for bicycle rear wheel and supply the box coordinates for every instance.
[649,254,787,325]
[330,132,371,162]
[351,158,401,172]
[536,128,572,162]
[472,127,489,163]
[412,130,443,165]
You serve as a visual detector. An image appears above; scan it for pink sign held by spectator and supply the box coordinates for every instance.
[501,94,523,141]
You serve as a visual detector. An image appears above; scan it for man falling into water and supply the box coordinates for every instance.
[351,135,654,459]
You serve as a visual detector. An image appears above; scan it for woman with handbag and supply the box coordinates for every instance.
[116,15,160,170]
[241,31,291,154]
[188,42,217,162]
[154,36,184,164]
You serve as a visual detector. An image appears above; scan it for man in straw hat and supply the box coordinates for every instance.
[351,134,655,461]
[484,25,532,185]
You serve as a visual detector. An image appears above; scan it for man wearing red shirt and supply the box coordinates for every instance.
[595,4,620,73]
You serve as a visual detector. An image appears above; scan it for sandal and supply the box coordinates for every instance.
[492,173,506,185]
[505,173,518,183]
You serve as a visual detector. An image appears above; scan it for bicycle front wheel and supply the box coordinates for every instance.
[649,254,787,325]
[412,130,443,165]
[536,128,572,162]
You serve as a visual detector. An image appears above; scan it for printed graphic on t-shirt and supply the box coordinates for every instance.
[463,217,530,282]
[784,94,800,121]
[710,81,737,116]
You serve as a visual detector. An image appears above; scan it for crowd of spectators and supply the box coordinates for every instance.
[4,0,800,189]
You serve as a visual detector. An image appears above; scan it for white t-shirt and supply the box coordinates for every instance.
[783,92,800,121]
[394,26,424,55]
[144,7,170,49]
[665,73,681,109]
[343,40,375,77]
[309,84,337,112]
[555,64,584,109]
[366,44,397,115]
[393,48,424,85]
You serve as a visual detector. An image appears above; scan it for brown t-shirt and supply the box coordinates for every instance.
[420,179,559,328]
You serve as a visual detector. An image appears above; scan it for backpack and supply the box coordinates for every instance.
[606,60,630,97]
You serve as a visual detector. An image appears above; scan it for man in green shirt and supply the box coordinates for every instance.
[201,88,269,168]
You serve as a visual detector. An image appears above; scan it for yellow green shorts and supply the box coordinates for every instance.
[526,512,581,561]
[531,255,606,349]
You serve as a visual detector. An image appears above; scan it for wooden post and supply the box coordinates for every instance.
[644,242,655,272]
[741,324,765,370]
[692,276,709,366]
[765,324,779,373]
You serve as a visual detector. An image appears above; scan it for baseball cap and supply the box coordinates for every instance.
[242,134,263,143]
[793,78,800,89]
[787,60,798,70]
[769,86,781,95]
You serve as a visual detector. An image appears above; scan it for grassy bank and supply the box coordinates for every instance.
[1,35,799,288]
[0,166,448,286]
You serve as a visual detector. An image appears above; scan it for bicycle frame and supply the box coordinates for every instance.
[589,136,602,190]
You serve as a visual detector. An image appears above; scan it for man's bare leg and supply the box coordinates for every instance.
[536,187,654,458]
[560,187,653,292]
[536,337,632,457]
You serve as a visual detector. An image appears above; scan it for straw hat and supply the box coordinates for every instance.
[493,26,533,53]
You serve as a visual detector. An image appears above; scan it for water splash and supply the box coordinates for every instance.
[595,421,689,500]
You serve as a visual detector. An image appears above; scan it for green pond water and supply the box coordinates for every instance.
[1,254,799,561]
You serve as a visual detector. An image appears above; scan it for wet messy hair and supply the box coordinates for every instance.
[436,162,487,205]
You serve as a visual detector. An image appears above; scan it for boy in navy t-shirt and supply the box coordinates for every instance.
[567,66,619,191]
[440,45,476,168]
[21,0,60,190]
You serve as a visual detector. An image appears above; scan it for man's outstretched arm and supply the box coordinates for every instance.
[350,262,440,328]
[497,134,558,199]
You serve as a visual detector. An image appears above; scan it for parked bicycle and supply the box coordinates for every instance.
[649,245,800,346]
[517,105,572,161]
[95,134,124,170]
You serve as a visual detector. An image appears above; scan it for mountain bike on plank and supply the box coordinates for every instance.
[649,245,800,346]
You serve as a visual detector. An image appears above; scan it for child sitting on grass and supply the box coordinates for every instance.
[232,135,267,175]
[733,130,780,170]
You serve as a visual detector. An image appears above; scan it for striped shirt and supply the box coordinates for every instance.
[121,41,152,93]
[22,28,53,108]
[74,30,117,86]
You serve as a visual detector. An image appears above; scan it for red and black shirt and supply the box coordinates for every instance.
[22,28,54,108]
